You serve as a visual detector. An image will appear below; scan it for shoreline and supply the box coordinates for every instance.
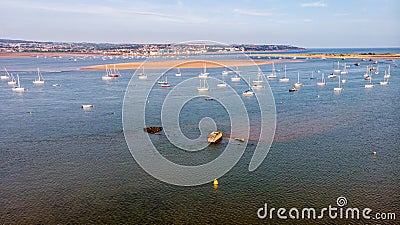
[1,51,399,60]
[0,52,104,58]
[80,59,303,70]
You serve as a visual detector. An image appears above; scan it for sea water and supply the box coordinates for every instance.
[0,52,399,224]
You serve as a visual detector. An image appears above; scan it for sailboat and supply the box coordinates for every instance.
[102,65,113,80]
[108,65,119,77]
[198,63,209,78]
[333,75,343,92]
[380,70,389,86]
[217,71,227,87]
[33,68,45,84]
[364,75,374,89]
[242,76,254,96]
[374,65,379,75]
[253,69,264,84]
[197,78,209,91]
[158,74,170,88]
[231,67,241,82]
[384,65,391,79]
[267,62,277,79]
[175,67,182,77]
[289,85,297,92]
[7,73,16,85]
[221,70,229,76]
[309,71,315,80]
[252,72,264,88]
[363,66,371,80]
[317,73,326,86]
[293,72,302,88]
[340,63,348,75]
[1,67,11,80]
[12,74,25,92]
[333,61,341,73]
[279,65,289,82]
[137,66,147,80]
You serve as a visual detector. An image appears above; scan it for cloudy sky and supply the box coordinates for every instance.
[0,0,399,47]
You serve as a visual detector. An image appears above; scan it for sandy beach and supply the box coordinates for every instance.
[81,59,302,70]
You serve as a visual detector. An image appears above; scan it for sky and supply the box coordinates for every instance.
[0,0,399,48]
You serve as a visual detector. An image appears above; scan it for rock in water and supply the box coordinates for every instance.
[144,127,163,134]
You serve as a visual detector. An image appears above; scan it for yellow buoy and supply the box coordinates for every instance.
[373,151,377,156]
[213,179,218,185]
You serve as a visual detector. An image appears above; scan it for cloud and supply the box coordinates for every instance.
[300,1,327,7]
[232,8,273,17]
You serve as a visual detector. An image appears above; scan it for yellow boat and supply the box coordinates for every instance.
[208,131,222,143]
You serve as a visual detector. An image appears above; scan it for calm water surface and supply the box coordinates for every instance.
[0,53,399,224]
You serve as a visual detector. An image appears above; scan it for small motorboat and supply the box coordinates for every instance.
[161,83,170,88]
[242,89,254,96]
[81,104,94,109]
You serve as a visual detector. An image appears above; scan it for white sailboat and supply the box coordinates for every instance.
[137,66,147,80]
[7,73,16,85]
[253,69,264,84]
[384,65,391,79]
[363,66,371,80]
[380,70,389,86]
[252,83,264,89]
[340,63,348,75]
[197,78,209,91]
[198,63,209,78]
[175,67,182,77]
[293,72,302,88]
[221,70,229,76]
[374,65,379,75]
[33,68,45,84]
[217,71,227,87]
[1,67,10,80]
[333,75,343,92]
[365,75,374,89]
[242,76,254,96]
[102,65,113,80]
[217,82,227,87]
[231,67,241,82]
[328,73,337,78]
[317,73,326,86]
[12,74,25,92]
[231,74,241,82]
[289,86,297,92]
[279,65,289,82]
[333,61,341,73]
[267,62,277,79]
[158,73,169,85]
